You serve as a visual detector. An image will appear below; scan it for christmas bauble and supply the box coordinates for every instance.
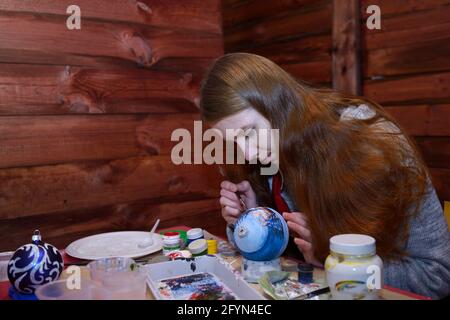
[233,207,289,261]
[7,230,64,294]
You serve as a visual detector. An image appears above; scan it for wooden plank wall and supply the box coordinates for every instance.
[361,0,450,202]
[0,0,225,251]
[222,0,333,86]
[222,0,450,203]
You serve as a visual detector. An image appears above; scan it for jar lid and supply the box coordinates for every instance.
[187,228,203,239]
[188,239,207,255]
[163,232,180,240]
[297,262,313,272]
[330,234,376,255]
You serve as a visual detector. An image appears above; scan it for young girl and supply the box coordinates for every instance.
[199,53,450,299]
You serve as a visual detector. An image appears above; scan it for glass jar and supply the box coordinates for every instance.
[325,234,383,300]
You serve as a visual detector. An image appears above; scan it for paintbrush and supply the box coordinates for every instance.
[291,286,330,300]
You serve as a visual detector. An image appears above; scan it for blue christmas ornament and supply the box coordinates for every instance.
[7,230,64,294]
[233,207,289,261]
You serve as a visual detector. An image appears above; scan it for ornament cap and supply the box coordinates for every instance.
[237,225,248,238]
[31,230,41,244]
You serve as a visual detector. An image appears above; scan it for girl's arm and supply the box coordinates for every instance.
[383,181,450,299]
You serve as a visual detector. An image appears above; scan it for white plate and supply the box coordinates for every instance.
[66,231,163,260]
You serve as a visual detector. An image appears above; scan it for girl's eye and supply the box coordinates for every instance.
[245,128,256,141]
[234,127,255,142]
[245,128,255,137]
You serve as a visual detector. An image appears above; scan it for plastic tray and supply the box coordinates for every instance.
[146,255,265,300]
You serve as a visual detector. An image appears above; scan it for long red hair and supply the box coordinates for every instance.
[199,53,429,262]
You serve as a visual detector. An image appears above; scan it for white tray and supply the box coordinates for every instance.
[146,255,265,300]
[66,231,162,260]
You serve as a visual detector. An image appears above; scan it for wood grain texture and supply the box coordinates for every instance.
[362,4,450,78]
[281,60,332,84]
[247,33,331,66]
[224,1,331,51]
[361,0,450,19]
[332,0,361,95]
[222,0,332,85]
[0,11,223,68]
[365,37,450,78]
[222,0,320,29]
[0,0,224,250]
[0,113,201,168]
[0,0,222,34]
[364,72,450,105]
[362,6,450,51]
[415,137,450,169]
[0,155,222,220]
[384,105,450,136]
[0,64,200,115]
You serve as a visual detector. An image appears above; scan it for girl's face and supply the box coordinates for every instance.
[212,108,275,165]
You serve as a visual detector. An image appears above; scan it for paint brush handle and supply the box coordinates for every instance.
[238,194,247,211]
[293,287,330,300]
[150,219,160,234]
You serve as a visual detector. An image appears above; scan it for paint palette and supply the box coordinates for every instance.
[156,272,237,300]
[146,255,264,300]
[259,271,328,300]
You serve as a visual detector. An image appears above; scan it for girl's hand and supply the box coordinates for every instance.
[283,211,323,267]
[219,180,258,225]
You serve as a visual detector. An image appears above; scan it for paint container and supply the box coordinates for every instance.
[186,228,204,244]
[217,240,238,256]
[162,232,181,255]
[188,239,208,257]
[207,239,218,254]
[241,257,281,283]
[166,250,192,260]
[325,234,383,300]
[297,262,314,284]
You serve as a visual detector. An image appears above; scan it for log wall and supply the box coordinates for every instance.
[0,0,225,251]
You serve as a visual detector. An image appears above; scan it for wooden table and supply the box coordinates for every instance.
[57,227,425,300]
[1,225,429,300]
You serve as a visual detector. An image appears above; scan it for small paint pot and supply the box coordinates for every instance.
[165,250,192,260]
[188,239,208,257]
[297,262,314,284]
[186,228,204,244]
[207,239,218,254]
[162,232,181,254]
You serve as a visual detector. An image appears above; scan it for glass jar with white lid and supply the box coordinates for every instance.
[325,234,383,300]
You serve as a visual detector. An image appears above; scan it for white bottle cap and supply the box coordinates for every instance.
[187,228,203,240]
[330,234,376,256]
[186,228,203,239]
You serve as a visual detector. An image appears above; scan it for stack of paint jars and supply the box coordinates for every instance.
[186,228,204,244]
[162,232,181,255]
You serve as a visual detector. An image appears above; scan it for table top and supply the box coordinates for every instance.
[0,225,430,300]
